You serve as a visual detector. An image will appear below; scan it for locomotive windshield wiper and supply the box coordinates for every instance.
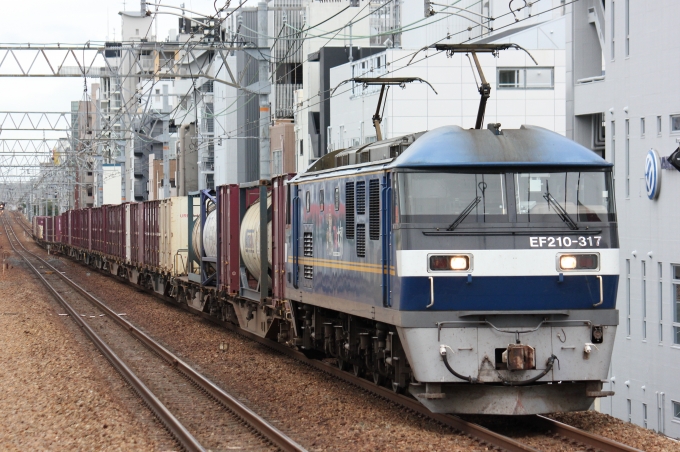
[447,196,481,231]
[543,192,578,230]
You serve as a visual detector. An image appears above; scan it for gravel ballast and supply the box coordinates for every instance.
[0,225,176,451]
[10,214,680,451]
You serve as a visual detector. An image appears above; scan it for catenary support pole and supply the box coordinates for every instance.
[258,0,270,180]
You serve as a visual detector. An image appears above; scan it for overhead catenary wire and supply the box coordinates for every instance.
[212,0,572,141]
[13,0,564,203]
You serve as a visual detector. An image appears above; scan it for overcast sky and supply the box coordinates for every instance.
[0,0,236,117]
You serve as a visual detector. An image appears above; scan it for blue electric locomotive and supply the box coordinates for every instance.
[286,124,618,415]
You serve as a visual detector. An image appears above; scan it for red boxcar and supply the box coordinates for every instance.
[107,203,126,260]
[54,215,63,243]
[142,201,160,268]
[61,212,70,245]
[129,202,143,266]
[72,210,80,248]
[73,208,92,250]
[217,185,240,295]
[45,217,54,242]
[91,206,107,253]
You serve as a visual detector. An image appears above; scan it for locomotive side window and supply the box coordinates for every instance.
[320,189,324,212]
[334,187,340,211]
[305,191,310,212]
[397,173,507,224]
[515,171,616,224]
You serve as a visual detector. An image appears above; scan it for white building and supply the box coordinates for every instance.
[328,15,567,150]
[568,0,680,439]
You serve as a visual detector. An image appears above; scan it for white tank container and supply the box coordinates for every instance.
[191,218,201,263]
[202,210,218,258]
[239,194,272,283]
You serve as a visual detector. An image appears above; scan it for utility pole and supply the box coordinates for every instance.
[162,84,171,199]
[258,0,270,180]
[96,86,104,207]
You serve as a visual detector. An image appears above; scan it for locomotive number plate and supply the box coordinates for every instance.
[529,236,602,248]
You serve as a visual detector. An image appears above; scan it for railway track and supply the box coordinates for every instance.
[206,311,644,452]
[13,212,643,452]
[2,215,305,452]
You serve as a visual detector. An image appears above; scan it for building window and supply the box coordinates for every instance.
[611,121,616,169]
[673,264,680,344]
[657,116,662,136]
[627,259,631,336]
[671,115,680,133]
[497,67,554,89]
[640,118,645,137]
[625,119,630,197]
[625,0,630,56]
[673,401,680,420]
[611,1,616,60]
[659,262,663,343]
[642,261,647,339]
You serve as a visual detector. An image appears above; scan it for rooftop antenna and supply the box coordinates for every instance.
[433,43,537,129]
[331,77,438,141]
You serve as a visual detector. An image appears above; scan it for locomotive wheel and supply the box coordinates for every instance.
[352,364,364,377]
[372,371,385,386]
[391,381,404,394]
[337,357,350,371]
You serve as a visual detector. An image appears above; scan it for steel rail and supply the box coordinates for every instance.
[1,218,204,452]
[533,415,643,452]
[14,212,642,452]
[5,215,306,452]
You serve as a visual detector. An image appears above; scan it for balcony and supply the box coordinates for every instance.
[574,76,606,116]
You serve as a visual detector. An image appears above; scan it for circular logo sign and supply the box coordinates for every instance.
[644,149,661,200]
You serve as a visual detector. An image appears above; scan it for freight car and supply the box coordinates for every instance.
[32,125,618,416]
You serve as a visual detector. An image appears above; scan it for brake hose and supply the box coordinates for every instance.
[441,347,559,386]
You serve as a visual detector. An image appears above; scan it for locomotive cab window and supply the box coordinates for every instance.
[396,172,507,224]
[515,171,616,224]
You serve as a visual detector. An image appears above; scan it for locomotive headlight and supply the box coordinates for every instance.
[557,253,600,271]
[429,254,472,272]
[450,256,469,270]
[559,255,577,270]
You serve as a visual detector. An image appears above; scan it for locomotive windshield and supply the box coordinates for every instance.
[396,172,507,224]
[515,171,616,223]
[395,170,616,225]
